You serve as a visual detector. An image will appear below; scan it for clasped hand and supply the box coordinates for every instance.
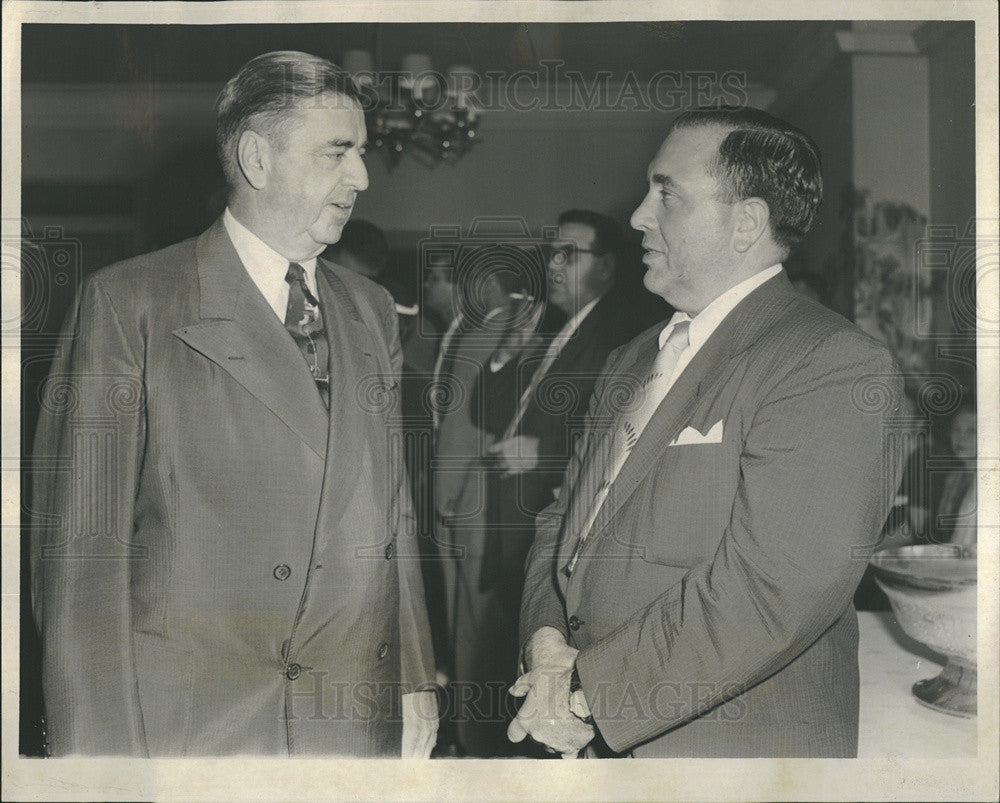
[507,627,594,757]
[488,435,540,476]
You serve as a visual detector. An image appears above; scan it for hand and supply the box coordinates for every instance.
[489,435,540,476]
[401,690,439,759]
[507,628,594,757]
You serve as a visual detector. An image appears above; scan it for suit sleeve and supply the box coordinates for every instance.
[519,345,629,651]
[30,275,148,756]
[376,288,436,693]
[574,332,908,752]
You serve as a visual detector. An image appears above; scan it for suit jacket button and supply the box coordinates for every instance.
[377,642,389,660]
[568,615,584,631]
[285,663,302,680]
[273,564,291,581]
[384,542,394,560]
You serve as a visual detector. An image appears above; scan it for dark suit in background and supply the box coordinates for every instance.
[511,291,656,521]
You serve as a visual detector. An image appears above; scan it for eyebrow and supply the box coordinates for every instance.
[650,173,678,189]
[323,138,364,149]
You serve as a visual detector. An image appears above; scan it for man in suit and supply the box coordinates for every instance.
[490,210,658,527]
[31,51,437,757]
[430,253,556,755]
[323,219,390,281]
[467,210,646,756]
[510,106,908,758]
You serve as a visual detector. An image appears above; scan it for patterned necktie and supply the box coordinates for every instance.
[563,319,691,576]
[284,262,330,408]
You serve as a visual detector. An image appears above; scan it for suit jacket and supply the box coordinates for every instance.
[520,272,907,757]
[433,299,543,521]
[476,294,644,596]
[513,291,653,518]
[31,217,435,757]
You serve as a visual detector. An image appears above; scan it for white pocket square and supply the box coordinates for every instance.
[669,420,724,447]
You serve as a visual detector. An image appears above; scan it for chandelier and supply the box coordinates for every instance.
[344,50,481,169]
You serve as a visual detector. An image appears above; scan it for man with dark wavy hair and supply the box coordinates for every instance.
[512,106,908,758]
[32,51,437,757]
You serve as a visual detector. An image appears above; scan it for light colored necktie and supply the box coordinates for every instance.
[564,319,691,576]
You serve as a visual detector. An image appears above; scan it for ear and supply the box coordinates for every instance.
[236,129,270,191]
[595,254,615,285]
[732,197,770,253]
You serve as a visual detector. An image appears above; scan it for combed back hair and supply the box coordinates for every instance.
[669,106,823,252]
[215,51,364,187]
[557,209,623,271]
[328,219,389,273]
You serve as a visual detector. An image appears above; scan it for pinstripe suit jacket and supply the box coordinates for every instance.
[31,217,435,756]
[520,272,907,757]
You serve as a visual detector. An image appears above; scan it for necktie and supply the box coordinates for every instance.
[563,319,691,576]
[284,262,330,408]
[502,320,574,441]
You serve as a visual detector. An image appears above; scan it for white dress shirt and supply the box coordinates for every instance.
[568,264,784,567]
[223,207,318,321]
[655,263,783,393]
[554,296,600,349]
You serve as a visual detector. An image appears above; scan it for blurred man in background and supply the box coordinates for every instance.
[324,218,390,281]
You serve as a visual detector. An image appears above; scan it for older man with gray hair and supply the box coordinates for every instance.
[32,51,437,758]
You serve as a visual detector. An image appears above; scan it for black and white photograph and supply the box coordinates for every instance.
[2,1,997,800]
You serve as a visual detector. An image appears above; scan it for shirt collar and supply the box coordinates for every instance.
[559,296,601,340]
[223,207,317,301]
[658,264,783,349]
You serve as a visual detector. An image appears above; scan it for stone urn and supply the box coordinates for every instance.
[869,544,977,717]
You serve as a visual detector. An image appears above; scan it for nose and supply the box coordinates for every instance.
[347,151,369,192]
[630,192,653,231]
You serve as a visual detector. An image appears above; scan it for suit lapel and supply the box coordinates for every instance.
[521,295,608,426]
[555,327,657,554]
[313,263,390,528]
[589,329,737,536]
[171,218,329,458]
[573,272,801,550]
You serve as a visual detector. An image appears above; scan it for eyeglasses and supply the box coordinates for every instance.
[547,244,602,265]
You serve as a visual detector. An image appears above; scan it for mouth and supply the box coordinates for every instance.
[640,243,665,265]
[329,201,354,213]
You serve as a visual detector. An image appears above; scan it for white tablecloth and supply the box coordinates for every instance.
[858,610,977,757]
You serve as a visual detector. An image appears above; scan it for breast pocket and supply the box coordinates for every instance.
[628,438,741,567]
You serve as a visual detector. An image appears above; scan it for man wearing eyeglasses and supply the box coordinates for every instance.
[473,211,648,752]
[489,210,648,514]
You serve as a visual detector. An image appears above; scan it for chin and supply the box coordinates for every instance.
[642,270,668,297]
[313,225,345,246]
